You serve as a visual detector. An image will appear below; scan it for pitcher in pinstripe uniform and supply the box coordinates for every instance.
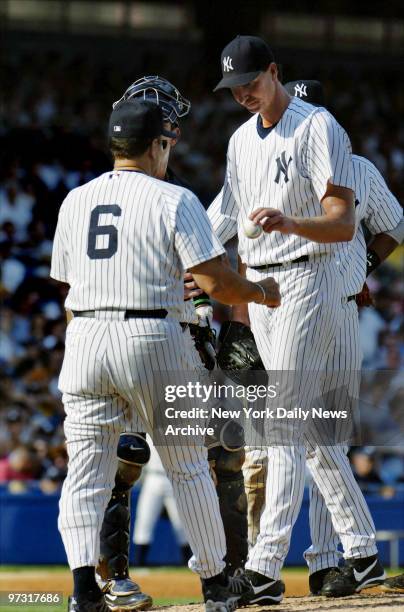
[206,35,387,605]
[227,79,403,600]
[51,98,280,612]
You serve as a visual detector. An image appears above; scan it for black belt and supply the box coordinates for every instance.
[347,295,356,302]
[72,309,168,319]
[250,255,309,270]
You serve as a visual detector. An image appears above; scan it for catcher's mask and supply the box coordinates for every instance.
[113,76,191,126]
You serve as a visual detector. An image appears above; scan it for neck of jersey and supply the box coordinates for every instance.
[256,114,279,140]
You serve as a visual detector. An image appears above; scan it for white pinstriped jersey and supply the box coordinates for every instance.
[51,170,225,314]
[208,155,402,297]
[208,96,354,265]
[336,154,403,296]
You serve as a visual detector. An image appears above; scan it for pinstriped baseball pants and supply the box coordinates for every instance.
[244,260,377,580]
[57,315,226,577]
[304,300,377,573]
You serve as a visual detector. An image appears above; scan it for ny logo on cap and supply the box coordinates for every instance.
[114,125,122,132]
[223,56,233,72]
[294,83,307,98]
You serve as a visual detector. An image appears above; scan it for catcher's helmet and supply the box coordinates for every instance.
[113,76,191,125]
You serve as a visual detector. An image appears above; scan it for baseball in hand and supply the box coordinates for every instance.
[243,218,263,239]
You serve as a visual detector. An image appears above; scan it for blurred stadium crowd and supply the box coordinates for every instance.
[0,51,403,498]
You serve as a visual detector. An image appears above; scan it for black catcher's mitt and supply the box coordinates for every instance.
[217,321,266,386]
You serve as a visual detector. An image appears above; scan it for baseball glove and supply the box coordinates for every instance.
[188,322,216,370]
[217,321,265,386]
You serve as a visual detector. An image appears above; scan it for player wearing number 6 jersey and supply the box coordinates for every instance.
[51,98,279,612]
[97,78,250,612]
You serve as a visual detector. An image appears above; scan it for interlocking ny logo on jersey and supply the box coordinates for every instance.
[294,83,307,97]
[275,151,292,184]
[223,56,233,72]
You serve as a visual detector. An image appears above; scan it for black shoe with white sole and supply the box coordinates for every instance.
[309,567,340,595]
[202,572,252,612]
[236,570,284,606]
[320,555,386,597]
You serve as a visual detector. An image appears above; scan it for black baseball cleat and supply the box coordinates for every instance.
[309,567,340,595]
[104,578,153,611]
[68,595,109,612]
[234,570,284,606]
[381,572,404,593]
[202,571,252,612]
[320,555,386,597]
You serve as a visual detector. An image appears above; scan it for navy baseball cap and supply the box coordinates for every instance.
[284,80,325,106]
[214,35,274,92]
[109,99,177,140]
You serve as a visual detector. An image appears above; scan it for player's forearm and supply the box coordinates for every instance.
[291,186,355,242]
[195,269,265,305]
[190,256,280,306]
[250,191,355,243]
[290,215,354,243]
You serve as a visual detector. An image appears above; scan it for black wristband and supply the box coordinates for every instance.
[366,249,381,277]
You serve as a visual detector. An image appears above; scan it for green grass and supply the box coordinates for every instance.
[0,604,64,612]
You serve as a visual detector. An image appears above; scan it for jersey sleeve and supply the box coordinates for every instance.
[207,137,240,244]
[364,163,403,234]
[385,217,404,244]
[207,187,238,245]
[302,109,354,201]
[174,191,226,269]
[50,201,71,283]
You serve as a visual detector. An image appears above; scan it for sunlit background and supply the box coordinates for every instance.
[0,0,403,568]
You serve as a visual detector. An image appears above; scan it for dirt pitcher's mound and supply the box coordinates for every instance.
[158,593,404,612]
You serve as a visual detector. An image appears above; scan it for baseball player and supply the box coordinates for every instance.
[206,34,388,605]
[96,77,250,612]
[283,79,404,597]
[231,79,403,599]
[51,98,280,612]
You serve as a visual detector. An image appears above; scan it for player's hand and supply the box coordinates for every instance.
[355,282,374,307]
[184,271,203,300]
[256,277,281,307]
[250,208,297,235]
